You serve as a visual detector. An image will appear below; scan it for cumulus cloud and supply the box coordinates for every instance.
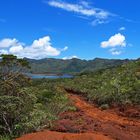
[63,55,78,60]
[0,36,67,59]
[9,45,23,54]
[101,33,126,48]
[47,0,112,26]
[0,38,19,48]
[100,33,127,55]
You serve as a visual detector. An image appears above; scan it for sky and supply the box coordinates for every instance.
[0,0,140,60]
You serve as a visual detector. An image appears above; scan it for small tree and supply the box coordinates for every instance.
[0,54,35,136]
[0,54,30,80]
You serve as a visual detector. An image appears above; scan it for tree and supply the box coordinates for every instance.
[0,54,30,80]
[0,54,35,136]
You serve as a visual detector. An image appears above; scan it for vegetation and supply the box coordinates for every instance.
[0,135,11,140]
[0,55,73,139]
[0,54,140,139]
[27,57,129,74]
[64,60,140,107]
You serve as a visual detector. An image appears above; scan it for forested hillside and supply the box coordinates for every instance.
[26,58,130,74]
[64,59,140,107]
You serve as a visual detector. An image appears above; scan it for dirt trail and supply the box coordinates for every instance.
[16,130,112,140]
[69,94,140,126]
[17,92,140,140]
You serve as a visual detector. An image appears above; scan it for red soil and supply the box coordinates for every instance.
[16,93,140,140]
[16,131,111,140]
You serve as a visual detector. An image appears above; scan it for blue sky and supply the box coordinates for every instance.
[0,0,139,59]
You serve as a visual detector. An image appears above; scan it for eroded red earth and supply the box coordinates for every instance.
[17,92,140,140]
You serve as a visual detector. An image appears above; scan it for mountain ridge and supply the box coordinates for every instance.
[25,57,132,74]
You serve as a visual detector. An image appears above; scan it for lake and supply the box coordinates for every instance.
[26,73,74,79]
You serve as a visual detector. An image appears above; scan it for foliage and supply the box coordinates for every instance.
[0,54,32,136]
[0,55,73,139]
[0,135,11,140]
[27,57,128,74]
[0,54,29,80]
[64,60,140,107]
[1,54,139,139]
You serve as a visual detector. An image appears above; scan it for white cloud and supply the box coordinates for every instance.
[0,38,18,48]
[119,27,126,31]
[32,36,51,48]
[47,0,112,26]
[48,1,96,17]
[101,33,126,48]
[101,33,127,55]
[0,49,8,54]
[63,55,78,60]
[62,46,68,51]
[0,36,67,59]
[80,1,90,8]
[91,19,109,26]
[47,1,137,26]
[9,45,23,54]
[109,48,122,55]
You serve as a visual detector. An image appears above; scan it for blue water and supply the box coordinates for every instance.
[26,73,73,79]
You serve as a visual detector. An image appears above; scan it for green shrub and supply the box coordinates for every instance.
[63,60,140,106]
[0,135,11,140]
[100,104,110,110]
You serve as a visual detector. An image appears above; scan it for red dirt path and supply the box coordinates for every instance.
[16,131,111,140]
[16,93,140,140]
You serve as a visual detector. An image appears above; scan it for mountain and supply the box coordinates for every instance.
[26,58,130,74]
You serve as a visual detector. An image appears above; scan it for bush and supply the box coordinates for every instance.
[63,60,140,106]
[100,104,110,110]
[0,135,11,140]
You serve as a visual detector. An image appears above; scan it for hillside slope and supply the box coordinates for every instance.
[26,58,130,74]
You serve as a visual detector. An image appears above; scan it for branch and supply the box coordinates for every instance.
[2,113,12,135]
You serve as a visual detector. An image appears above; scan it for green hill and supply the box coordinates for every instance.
[26,58,130,74]
[64,59,140,106]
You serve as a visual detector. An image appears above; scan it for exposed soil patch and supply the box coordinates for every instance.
[17,91,140,140]
[65,89,140,119]
[52,94,140,140]
[16,130,111,140]
[115,105,140,118]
